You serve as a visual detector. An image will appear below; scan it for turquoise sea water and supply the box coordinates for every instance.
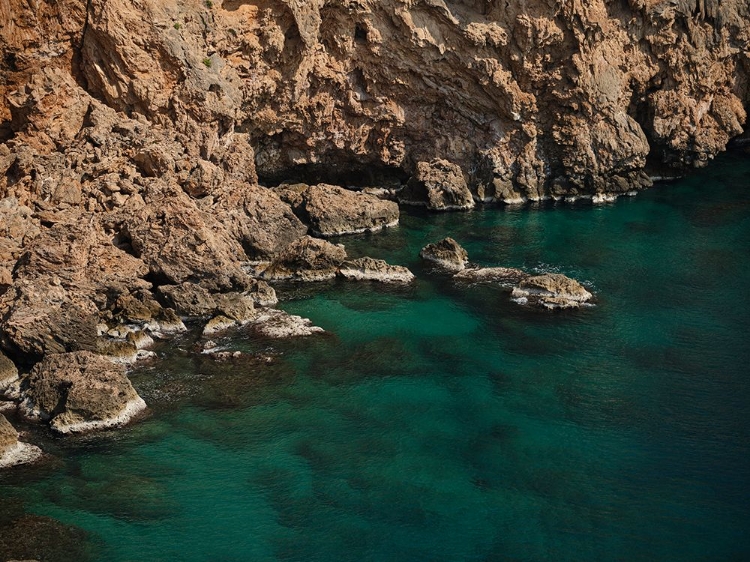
[1,151,750,561]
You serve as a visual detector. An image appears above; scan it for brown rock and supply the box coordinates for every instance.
[400,160,475,211]
[215,183,307,259]
[454,267,529,285]
[511,273,593,309]
[122,190,251,292]
[17,351,147,434]
[338,257,415,283]
[262,236,347,282]
[290,184,400,236]
[157,283,217,317]
[0,413,42,468]
[0,352,19,392]
[420,238,469,272]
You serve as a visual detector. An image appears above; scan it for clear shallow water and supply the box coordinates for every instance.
[2,152,750,561]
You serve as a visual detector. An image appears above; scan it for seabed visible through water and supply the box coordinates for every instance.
[1,151,749,561]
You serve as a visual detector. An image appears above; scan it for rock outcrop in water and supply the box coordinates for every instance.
[14,352,147,434]
[420,238,470,271]
[511,273,594,309]
[423,239,595,308]
[0,413,42,468]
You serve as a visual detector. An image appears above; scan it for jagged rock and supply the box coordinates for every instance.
[244,279,278,307]
[16,351,147,434]
[454,267,529,285]
[122,189,252,292]
[420,238,469,272]
[338,257,415,283]
[202,315,238,336]
[214,293,256,323]
[511,273,593,309]
[0,352,19,396]
[400,160,475,211]
[0,414,42,469]
[262,236,347,282]
[286,184,400,236]
[158,283,217,317]
[251,309,325,339]
[215,183,308,259]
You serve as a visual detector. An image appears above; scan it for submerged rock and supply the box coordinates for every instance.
[420,238,469,271]
[16,351,147,434]
[338,257,415,283]
[454,267,529,285]
[262,236,347,282]
[250,309,325,339]
[285,183,399,236]
[0,414,43,468]
[399,160,475,211]
[511,273,593,309]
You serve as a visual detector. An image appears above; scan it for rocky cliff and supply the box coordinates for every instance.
[0,0,748,439]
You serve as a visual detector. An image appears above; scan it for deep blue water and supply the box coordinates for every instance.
[1,151,749,561]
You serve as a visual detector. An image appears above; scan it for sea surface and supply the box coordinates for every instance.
[1,152,749,561]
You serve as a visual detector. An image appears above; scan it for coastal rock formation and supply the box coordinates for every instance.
[250,309,325,339]
[215,184,308,259]
[454,267,529,285]
[262,236,347,281]
[0,352,18,395]
[420,238,470,271]
[511,273,594,309]
[15,351,147,434]
[280,183,400,236]
[338,257,415,283]
[0,413,42,468]
[399,160,475,211]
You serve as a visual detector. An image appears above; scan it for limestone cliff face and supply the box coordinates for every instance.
[2,0,749,203]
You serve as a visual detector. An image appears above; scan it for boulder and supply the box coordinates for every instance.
[16,351,147,434]
[0,352,19,396]
[262,236,347,281]
[157,282,217,317]
[454,267,529,285]
[511,273,593,309]
[288,184,399,236]
[0,414,43,468]
[338,257,415,283]
[215,183,308,259]
[419,238,469,271]
[122,190,251,292]
[251,309,325,338]
[399,160,474,211]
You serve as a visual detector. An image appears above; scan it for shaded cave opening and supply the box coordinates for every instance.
[257,162,410,191]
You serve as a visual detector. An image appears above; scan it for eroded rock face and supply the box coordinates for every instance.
[262,236,347,281]
[0,414,43,468]
[420,238,470,271]
[286,183,400,236]
[338,257,415,283]
[16,351,147,434]
[0,352,19,394]
[399,160,475,211]
[454,267,529,285]
[511,273,593,309]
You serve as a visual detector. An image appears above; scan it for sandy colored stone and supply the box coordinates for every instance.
[262,236,347,282]
[17,351,147,434]
[420,238,469,272]
[338,257,415,283]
